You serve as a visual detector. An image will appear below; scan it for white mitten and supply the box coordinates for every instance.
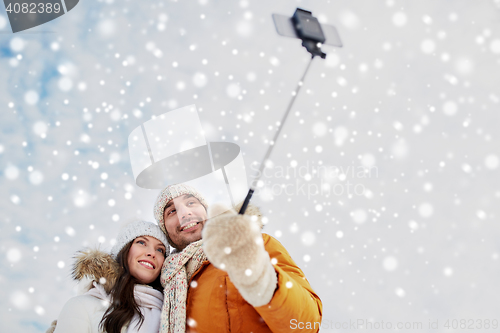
[202,204,277,307]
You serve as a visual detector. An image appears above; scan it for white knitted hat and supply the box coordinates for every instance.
[110,221,169,259]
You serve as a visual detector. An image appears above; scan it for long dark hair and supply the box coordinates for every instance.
[100,241,164,333]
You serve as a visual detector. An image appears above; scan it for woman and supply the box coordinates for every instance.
[49,221,169,333]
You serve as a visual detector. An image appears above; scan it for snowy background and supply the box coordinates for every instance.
[1,0,500,331]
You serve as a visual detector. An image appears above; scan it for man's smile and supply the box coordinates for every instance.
[181,221,201,232]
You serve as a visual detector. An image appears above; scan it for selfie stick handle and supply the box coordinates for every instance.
[239,55,315,214]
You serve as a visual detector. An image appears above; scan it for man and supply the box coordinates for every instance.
[155,183,322,333]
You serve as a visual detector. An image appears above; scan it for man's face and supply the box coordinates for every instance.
[163,194,207,250]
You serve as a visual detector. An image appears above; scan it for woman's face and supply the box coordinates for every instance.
[127,236,166,284]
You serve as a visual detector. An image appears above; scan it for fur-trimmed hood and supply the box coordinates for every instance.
[72,248,121,294]
[45,249,121,333]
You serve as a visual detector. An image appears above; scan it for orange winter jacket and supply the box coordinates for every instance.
[186,233,323,333]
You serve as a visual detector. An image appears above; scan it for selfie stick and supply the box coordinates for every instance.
[238,8,343,214]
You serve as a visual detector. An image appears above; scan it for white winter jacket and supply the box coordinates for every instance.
[54,281,163,333]
[50,247,164,333]
[53,282,110,333]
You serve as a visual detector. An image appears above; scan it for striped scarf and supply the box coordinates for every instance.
[159,240,207,333]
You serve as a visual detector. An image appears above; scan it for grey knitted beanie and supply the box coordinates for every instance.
[110,221,169,258]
